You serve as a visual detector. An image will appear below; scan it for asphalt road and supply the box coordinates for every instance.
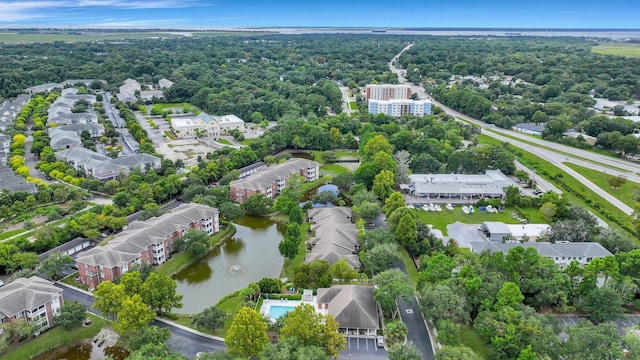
[389,44,636,216]
[397,263,435,360]
[53,283,227,357]
[340,337,388,360]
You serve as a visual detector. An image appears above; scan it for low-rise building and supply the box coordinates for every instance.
[140,90,165,101]
[480,221,549,242]
[76,203,219,288]
[471,241,612,269]
[512,123,545,136]
[158,78,174,89]
[230,158,319,203]
[238,162,267,178]
[409,170,517,200]
[368,99,432,117]
[171,113,245,139]
[0,165,38,193]
[55,147,161,180]
[306,207,360,269]
[316,285,379,336]
[0,277,63,334]
[48,127,82,150]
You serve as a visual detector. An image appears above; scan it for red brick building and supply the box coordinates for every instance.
[0,277,63,335]
[230,158,319,204]
[76,203,219,289]
[365,84,411,101]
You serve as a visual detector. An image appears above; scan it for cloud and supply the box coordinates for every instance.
[0,0,214,22]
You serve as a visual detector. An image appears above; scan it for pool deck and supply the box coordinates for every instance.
[260,296,328,320]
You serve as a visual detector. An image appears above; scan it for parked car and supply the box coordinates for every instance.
[0,280,4,287]
[376,336,385,348]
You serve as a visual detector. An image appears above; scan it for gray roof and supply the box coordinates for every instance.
[306,207,360,268]
[0,277,62,318]
[117,92,137,103]
[140,90,164,100]
[56,123,105,135]
[77,203,218,268]
[25,83,61,94]
[49,112,98,125]
[49,128,82,149]
[55,148,160,178]
[513,123,545,133]
[471,241,612,259]
[483,221,510,235]
[158,78,174,89]
[0,165,38,193]
[410,170,517,196]
[231,158,318,192]
[316,285,379,330]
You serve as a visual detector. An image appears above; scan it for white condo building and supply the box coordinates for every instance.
[368,99,432,117]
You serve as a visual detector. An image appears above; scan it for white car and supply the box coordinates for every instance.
[376,336,385,348]
[0,280,4,287]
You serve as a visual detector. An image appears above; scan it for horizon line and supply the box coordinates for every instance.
[1,26,640,31]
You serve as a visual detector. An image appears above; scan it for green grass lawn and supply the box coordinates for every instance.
[413,206,525,235]
[349,101,359,110]
[283,222,311,278]
[240,138,257,146]
[320,163,350,176]
[0,228,27,241]
[157,225,236,277]
[216,138,233,146]
[172,292,244,338]
[154,102,200,114]
[592,43,640,58]
[4,314,108,360]
[564,162,640,209]
[460,325,493,359]
[399,247,419,289]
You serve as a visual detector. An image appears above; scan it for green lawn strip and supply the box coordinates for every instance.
[564,162,640,209]
[399,247,419,289]
[172,292,244,338]
[154,103,200,113]
[478,135,637,241]
[349,101,359,110]
[0,228,27,241]
[61,272,90,291]
[283,222,311,278]
[163,131,175,140]
[413,207,523,235]
[239,138,256,146]
[157,225,236,277]
[309,149,359,161]
[4,313,108,360]
[216,138,233,145]
[592,44,640,58]
[320,163,349,175]
[484,128,629,173]
[459,325,494,359]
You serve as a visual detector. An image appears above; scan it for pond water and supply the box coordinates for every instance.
[174,216,286,314]
[33,339,128,360]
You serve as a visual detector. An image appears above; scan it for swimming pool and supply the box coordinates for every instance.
[269,305,295,319]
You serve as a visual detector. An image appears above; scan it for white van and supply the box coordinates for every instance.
[0,280,4,287]
[376,336,385,348]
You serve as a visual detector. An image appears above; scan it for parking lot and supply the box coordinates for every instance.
[557,315,640,335]
[339,337,387,360]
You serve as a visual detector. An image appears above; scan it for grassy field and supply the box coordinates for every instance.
[283,222,312,278]
[173,291,244,337]
[0,228,27,241]
[413,206,534,235]
[592,43,640,58]
[4,313,108,360]
[478,134,637,241]
[239,138,257,146]
[0,32,184,44]
[157,225,236,277]
[349,101,359,110]
[460,325,493,359]
[309,149,359,161]
[564,163,639,208]
[216,138,233,146]
[154,102,200,114]
[320,163,350,176]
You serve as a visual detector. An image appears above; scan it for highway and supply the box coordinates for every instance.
[389,44,636,216]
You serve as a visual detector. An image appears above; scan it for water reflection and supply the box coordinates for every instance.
[34,340,128,360]
[175,216,285,314]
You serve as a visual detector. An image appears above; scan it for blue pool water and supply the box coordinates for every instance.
[269,305,295,319]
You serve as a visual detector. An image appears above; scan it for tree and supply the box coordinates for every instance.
[386,321,408,345]
[258,277,282,293]
[179,229,211,258]
[120,270,143,296]
[126,325,171,351]
[54,300,86,330]
[383,192,406,219]
[394,214,417,249]
[420,284,470,324]
[374,269,414,319]
[560,320,623,360]
[435,346,482,360]
[127,343,187,360]
[362,135,393,162]
[372,170,395,200]
[331,258,357,284]
[225,307,269,359]
[581,286,624,322]
[394,150,412,184]
[607,175,626,188]
[114,294,155,335]
[312,190,339,206]
[332,172,354,191]
[7,252,39,273]
[140,272,183,315]
[436,320,460,346]
[280,303,346,359]
[539,202,557,222]
[280,222,302,259]
[353,201,381,222]
[388,342,422,360]
[93,281,125,320]
[192,306,225,332]
[362,243,401,275]
[218,201,245,222]
[39,252,75,280]
[242,193,273,216]
[288,205,304,224]
[495,282,525,309]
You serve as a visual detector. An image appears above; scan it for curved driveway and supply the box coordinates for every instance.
[390,44,634,215]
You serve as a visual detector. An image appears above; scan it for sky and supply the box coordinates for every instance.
[1,0,639,29]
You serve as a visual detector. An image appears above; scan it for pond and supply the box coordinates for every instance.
[174,216,286,314]
[33,339,128,360]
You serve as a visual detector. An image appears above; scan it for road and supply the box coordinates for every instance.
[54,283,227,357]
[397,263,435,360]
[339,86,355,115]
[389,44,636,216]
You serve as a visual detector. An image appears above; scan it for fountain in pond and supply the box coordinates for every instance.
[229,264,246,274]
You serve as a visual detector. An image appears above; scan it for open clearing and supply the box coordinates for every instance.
[592,43,640,58]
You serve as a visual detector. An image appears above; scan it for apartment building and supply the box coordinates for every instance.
[0,277,63,334]
[365,84,411,100]
[76,203,219,289]
[230,158,319,203]
[368,99,432,117]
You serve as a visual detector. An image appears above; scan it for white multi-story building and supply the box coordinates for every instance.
[365,84,411,100]
[368,99,432,117]
[171,113,245,139]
